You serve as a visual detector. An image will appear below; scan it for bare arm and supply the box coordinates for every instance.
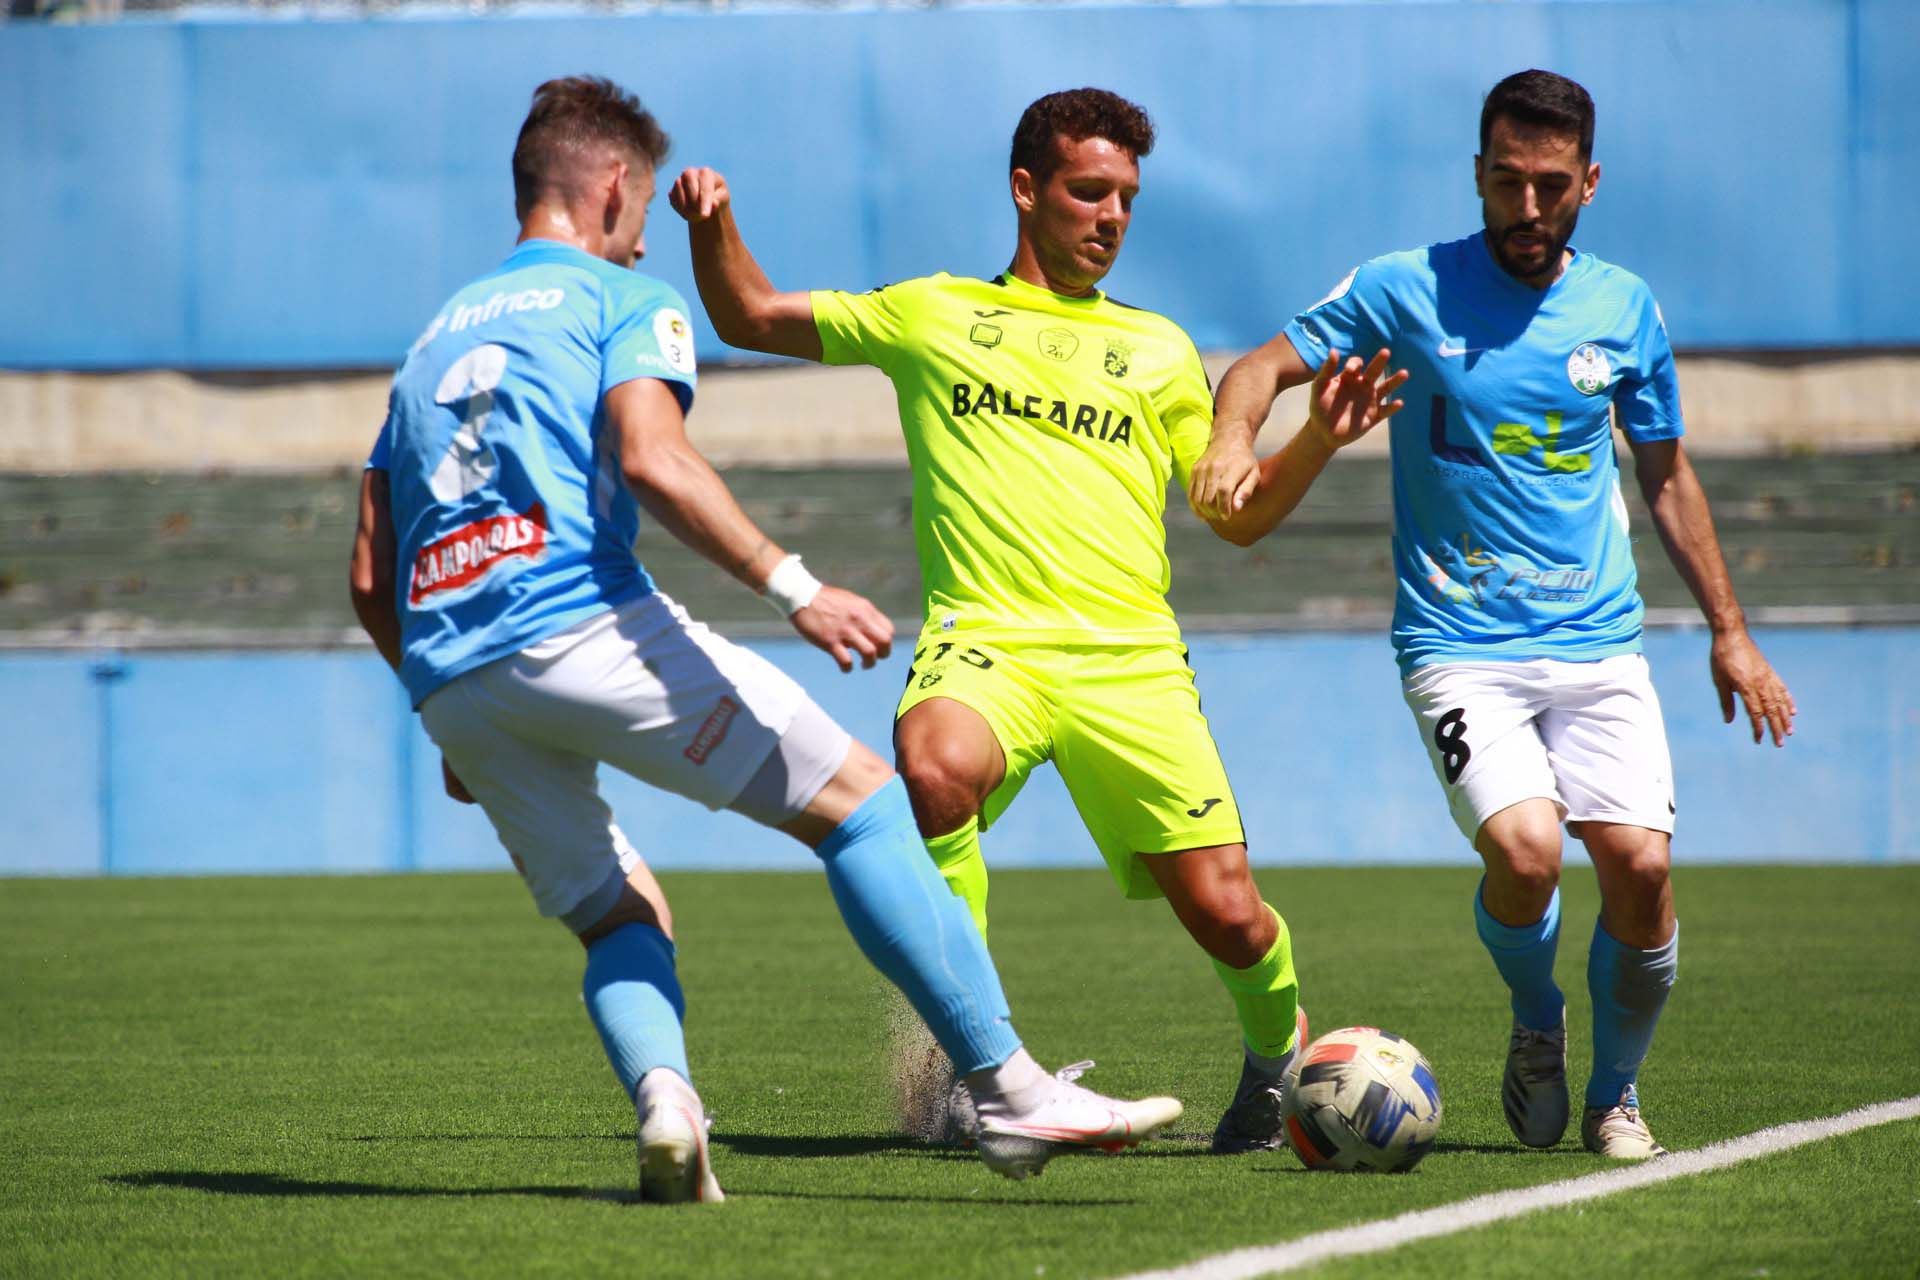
[348,468,402,672]
[669,168,822,361]
[1188,332,1318,521]
[1205,349,1408,547]
[608,377,891,670]
[1630,436,1796,745]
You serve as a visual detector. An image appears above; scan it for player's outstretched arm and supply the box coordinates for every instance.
[608,377,892,671]
[1630,437,1796,746]
[1189,332,1318,521]
[670,167,824,362]
[1205,349,1408,547]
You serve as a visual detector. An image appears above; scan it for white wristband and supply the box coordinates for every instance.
[761,553,823,617]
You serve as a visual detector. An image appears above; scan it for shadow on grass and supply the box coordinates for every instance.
[712,1133,948,1159]
[343,1132,626,1143]
[737,1187,1137,1207]
[109,1170,1131,1209]
[108,1171,634,1203]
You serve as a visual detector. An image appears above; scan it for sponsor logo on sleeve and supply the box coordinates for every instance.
[1311,268,1357,310]
[653,308,696,375]
[409,504,548,605]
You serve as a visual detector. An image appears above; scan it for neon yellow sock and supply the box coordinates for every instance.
[1211,904,1300,1058]
[924,817,989,941]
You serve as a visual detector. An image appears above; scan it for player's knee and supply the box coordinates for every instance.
[897,742,991,834]
[1482,813,1563,899]
[1608,838,1671,903]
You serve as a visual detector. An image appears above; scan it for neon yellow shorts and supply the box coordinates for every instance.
[896,632,1245,900]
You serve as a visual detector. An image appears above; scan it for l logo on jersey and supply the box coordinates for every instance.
[1567,343,1611,395]
[969,322,1003,349]
[1103,339,1131,378]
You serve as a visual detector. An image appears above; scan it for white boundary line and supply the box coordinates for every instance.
[1117,1095,1920,1280]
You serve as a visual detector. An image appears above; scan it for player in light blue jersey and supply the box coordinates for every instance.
[1190,71,1796,1158]
[349,76,1181,1201]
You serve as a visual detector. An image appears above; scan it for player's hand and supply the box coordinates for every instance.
[790,585,895,672]
[442,755,477,804]
[1710,629,1796,746]
[669,167,732,223]
[1307,348,1409,450]
[1187,437,1261,520]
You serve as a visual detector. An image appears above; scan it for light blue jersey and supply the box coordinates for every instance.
[369,239,699,705]
[1284,233,1683,673]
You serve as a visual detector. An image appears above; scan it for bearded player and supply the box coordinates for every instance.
[1191,70,1796,1157]
[673,89,1405,1152]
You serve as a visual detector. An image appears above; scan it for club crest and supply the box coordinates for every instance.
[1567,343,1611,395]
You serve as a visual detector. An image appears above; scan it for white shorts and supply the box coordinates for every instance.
[418,592,851,923]
[1401,653,1676,843]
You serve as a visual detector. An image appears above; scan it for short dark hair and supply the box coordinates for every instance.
[1009,88,1155,182]
[1479,70,1595,159]
[512,76,671,216]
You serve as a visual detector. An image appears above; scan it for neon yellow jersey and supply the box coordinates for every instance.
[812,272,1212,644]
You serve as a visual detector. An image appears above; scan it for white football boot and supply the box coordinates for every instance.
[636,1068,725,1204]
[1581,1084,1667,1159]
[971,1052,1182,1181]
[1502,1010,1570,1148]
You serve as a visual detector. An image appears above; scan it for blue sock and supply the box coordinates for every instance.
[815,777,1022,1074]
[582,922,690,1100]
[1474,879,1565,1031]
[1586,918,1678,1109]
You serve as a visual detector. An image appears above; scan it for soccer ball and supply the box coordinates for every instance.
[1282,1026,1442,1172]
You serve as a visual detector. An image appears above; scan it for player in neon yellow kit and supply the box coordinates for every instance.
[671,89,1404,1150]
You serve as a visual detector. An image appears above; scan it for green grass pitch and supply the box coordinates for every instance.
[4,865,1918,1278]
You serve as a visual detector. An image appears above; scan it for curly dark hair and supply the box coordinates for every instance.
[1009,88,1155,182]
[512,76,671,217]
[1480,70,1595,159]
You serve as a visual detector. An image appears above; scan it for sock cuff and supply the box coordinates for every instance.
[1591,916,1679,981]
[1475,880,1561,951]
[924,816,981,868]
[816,775,914,862]
[584,919,676,965]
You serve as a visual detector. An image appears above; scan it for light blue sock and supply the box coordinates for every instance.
[1474,879,1565,1032]
[815,777,1022,1074]
[1586,918,1678,1109]
[582,922,690,1100]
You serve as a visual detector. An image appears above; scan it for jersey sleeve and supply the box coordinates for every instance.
[366,403,393,470]
[1282,261,1394,368]
[601,280,699,411]
[811,281,912,371]
[1156,332,1215,487]
[1612,286,1685,443]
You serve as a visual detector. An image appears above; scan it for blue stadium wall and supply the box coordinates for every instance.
[3,627,1914,877]
[2,0,1917,368]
